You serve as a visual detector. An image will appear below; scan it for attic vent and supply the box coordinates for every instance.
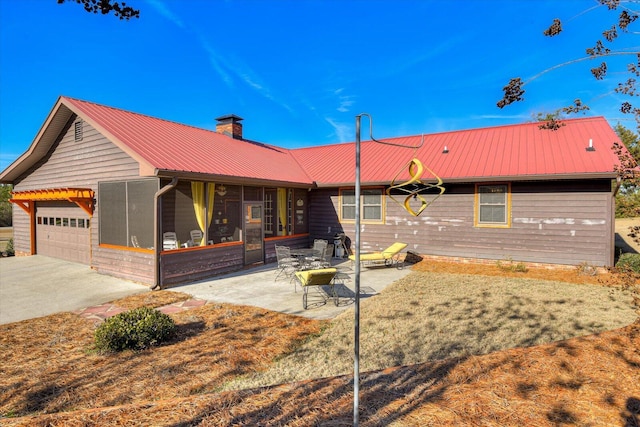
[74,121,83,141]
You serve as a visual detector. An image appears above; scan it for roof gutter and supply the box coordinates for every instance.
[152,177,179,290]
[154,169,315,189]
[313,172,619,188]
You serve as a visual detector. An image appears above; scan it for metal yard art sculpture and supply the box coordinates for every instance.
[387,156,445,217]
[352,114,444,426]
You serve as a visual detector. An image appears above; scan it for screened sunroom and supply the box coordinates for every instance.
[97,177,310,286]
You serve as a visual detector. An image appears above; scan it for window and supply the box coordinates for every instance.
[264,191,274,235]
[475,184,511,227]
[99,179,158,248]
[340,188,384,222]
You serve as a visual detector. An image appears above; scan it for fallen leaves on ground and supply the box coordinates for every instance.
[1,261,639,426]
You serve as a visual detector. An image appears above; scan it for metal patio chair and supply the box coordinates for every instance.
[275,245,300,284]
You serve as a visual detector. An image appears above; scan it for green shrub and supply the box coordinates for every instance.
[94,307,176,353]
[616,253,640,273]
[5,238,14,256]
[496,257,528,273]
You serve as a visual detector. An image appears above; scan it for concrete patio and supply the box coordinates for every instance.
[0,255,412,323]
[172,259,412,319]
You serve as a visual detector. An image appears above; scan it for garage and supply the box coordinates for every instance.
[36,202,91,264]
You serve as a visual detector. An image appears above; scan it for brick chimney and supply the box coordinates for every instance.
[215,114,243,139]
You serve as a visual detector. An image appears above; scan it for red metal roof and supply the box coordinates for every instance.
[61,97,314,185]
[290,117,626,185]
[1,96,627,187]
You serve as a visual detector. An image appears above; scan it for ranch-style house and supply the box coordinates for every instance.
[0,96,629,287]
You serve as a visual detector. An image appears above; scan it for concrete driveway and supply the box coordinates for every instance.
[0,255,148,324]
[0,255,412,324]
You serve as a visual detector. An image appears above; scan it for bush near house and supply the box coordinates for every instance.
[615,192,640,218]
[94,307,176,353]
[4,238,14,257]
[616,253,640,274]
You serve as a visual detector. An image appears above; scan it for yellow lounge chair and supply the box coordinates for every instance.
[294,268,338,309]
[348,242,408,268]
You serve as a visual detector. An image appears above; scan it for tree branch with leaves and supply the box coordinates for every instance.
[57,0,139,20]
[498,0,640,131]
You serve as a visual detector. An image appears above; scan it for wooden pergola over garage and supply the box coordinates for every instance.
[10,188,95,259]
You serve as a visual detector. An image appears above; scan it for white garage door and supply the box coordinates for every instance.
[36,202,91,264]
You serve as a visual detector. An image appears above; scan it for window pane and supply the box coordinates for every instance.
[480,205,505,223]
[363,192,380,204]
[363,189,382,220]
[127,179,157,248]
[342,206,356,220]
[342,191,356,205]
[264,190,275,235]
[363,206,381,220]
[99,181,127,246]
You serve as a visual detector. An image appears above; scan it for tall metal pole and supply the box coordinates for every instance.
[353,114,363,426]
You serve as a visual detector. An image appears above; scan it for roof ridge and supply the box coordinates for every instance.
[381,116,610,141]
[61,95,221,136]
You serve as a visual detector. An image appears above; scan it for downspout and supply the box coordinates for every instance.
[152,177,179,290]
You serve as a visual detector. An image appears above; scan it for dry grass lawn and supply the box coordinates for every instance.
[1,261,639,426]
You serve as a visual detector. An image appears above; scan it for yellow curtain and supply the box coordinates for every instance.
[205,183,215,246]
[192,182,216,247]
[277,188,287,236]
[192,182,206,236]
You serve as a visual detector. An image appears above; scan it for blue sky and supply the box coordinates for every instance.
[1,0,638,171]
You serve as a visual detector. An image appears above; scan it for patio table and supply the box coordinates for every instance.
[290,248,323,270]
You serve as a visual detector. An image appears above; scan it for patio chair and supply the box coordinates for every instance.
[275,245,300,283]
[310,243,334,269]
[294,267,338,309]
[312,239,328,258]
[189,229,203,246]
[162,232,178,250]
[348,242,408,268]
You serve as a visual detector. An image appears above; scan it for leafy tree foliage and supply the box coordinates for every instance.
[0,184,12,227]
[614,124,640,217]
[57,0,139,20]
[498,0,640,131]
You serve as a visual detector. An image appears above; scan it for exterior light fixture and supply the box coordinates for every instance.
[216,184,227,196]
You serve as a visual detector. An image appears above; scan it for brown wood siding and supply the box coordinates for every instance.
[11,118,155,278]
[95,247,155,284]
[309,180,615,267]
[160,244,244,286]
[11,208,31,256]
[264,234,310,264]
